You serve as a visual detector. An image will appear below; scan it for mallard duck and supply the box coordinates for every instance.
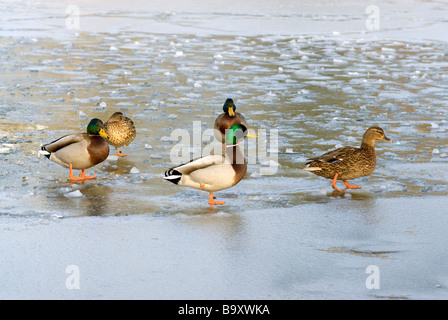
[303,127,392,192]
[41,118,110,181]
[164,124,249,205]
[104,112,136,157]
[214,98,256,144]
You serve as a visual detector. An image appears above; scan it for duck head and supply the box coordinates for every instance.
[87,118,109,139]
[223,98,236,117]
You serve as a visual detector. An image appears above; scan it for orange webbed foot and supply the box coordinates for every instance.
[343,180,361,189]
[79,170,97,180]
[69,166,96,181]
[116,151,127,157]
[115,147,127,157]
[209,200,226,205]
[331,173,342,192]
[208,193,225,205]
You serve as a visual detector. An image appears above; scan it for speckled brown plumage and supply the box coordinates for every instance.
[303,127,392,191]
[104,112,136,156]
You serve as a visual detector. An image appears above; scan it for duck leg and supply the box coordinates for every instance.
[343,180,361,189]
[331,173,342,192]
[69,164,96,181]
[115,146,127,157]
[208,192,225,205]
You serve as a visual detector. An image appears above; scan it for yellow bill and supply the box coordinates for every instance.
[99,128,109,140]
[247,131,258,138]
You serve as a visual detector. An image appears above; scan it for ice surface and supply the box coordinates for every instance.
[0,0,447,301]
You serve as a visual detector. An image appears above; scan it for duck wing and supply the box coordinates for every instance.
[307,146,358,164]
[42,133,86,153]
[167,154,225,176]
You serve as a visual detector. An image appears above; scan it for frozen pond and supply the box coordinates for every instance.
[0,0,447,300]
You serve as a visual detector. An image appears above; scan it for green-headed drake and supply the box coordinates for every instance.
[164,123,249,205]
[41,118,110,181]
[104,112,136,157]
[214,98,256,145]
[303,127,392,192]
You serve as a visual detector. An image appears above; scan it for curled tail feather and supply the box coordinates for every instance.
[163,168,182,184]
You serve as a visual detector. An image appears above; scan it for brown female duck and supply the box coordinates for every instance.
[104,112,136,157]
[303,127,392,192]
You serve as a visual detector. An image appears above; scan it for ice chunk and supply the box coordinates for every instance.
[431,123,439,128]
[36,125,48,130]
[79,111,88,118]
[261,160,281,167]
[65,190,84,198]
[381,47,396,53]
[130,167,140,174]
[333,58,348,66]
[308,189,327,198]
[250,171,262,179]
[107,155,119,161]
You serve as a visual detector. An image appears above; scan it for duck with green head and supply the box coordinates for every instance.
[41,118,110,181]
[214,98,256,145]
[164,124,249,205]
[303,127,392,192]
